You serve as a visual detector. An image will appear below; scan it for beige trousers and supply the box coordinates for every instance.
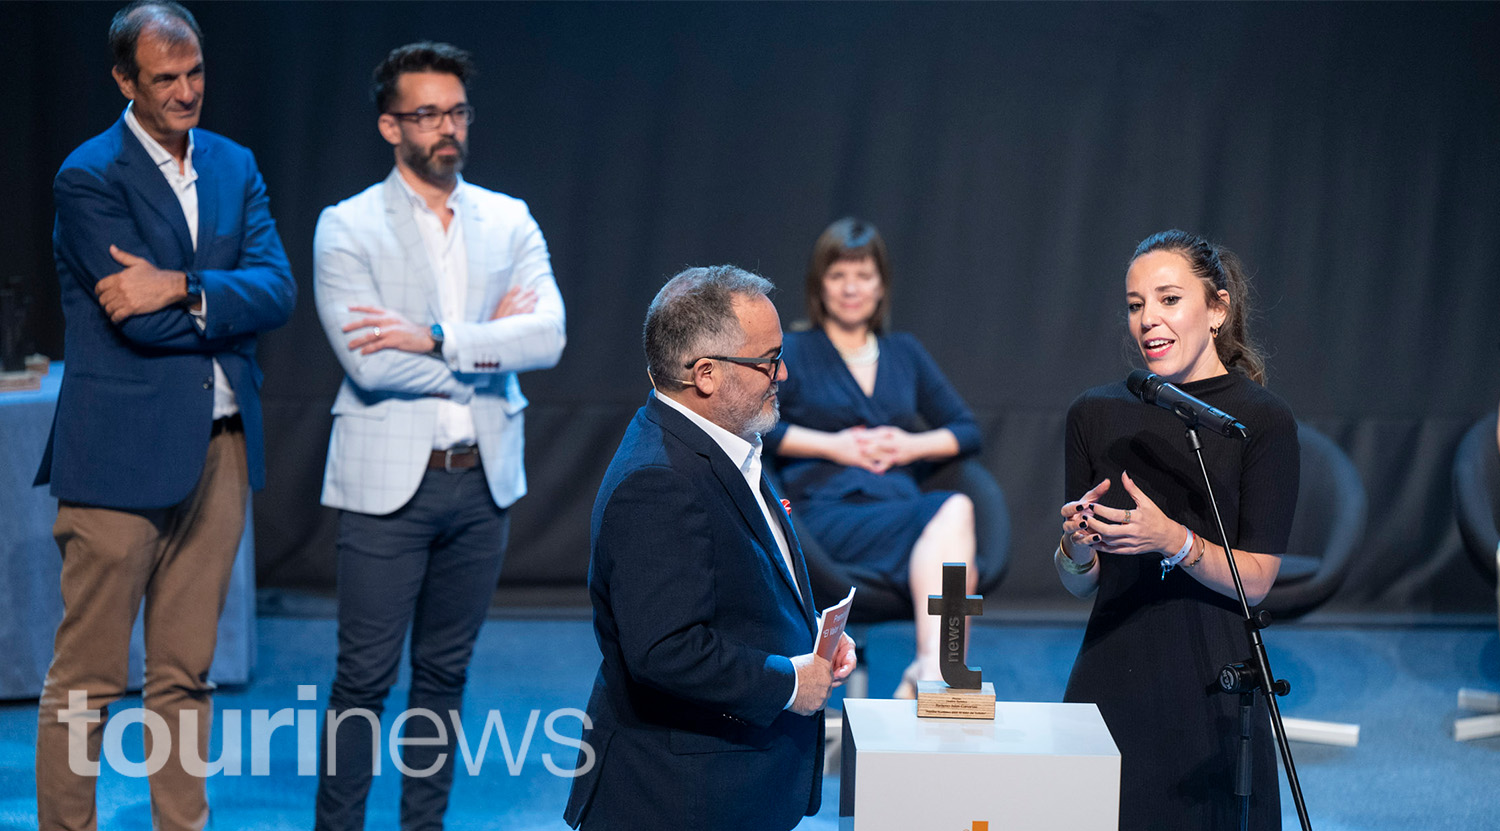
[35,428,249,831]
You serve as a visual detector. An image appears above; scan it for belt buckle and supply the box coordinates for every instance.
[443,445,476,473]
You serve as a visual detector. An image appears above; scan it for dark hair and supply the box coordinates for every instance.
[1131,229,1266,385]
[804,217,893,333]
[109,1,202,82]
[644,265,775,387]
[371,42,475,114]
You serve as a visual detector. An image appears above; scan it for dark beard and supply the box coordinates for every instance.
[400,137,466,187]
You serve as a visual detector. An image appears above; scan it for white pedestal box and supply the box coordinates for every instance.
[839,698,1120,831]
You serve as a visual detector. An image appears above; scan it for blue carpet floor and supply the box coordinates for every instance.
[1,616,1496,829]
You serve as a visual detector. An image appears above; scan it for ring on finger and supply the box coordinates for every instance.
[373,326,382,338]
[1124,509,1132,522]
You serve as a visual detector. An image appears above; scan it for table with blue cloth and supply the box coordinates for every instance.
[0,363,256,700]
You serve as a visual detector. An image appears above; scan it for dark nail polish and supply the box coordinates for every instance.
[1092,534,1101,542]
[1078,520,1087,529]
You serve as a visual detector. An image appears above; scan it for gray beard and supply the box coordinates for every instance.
[740,396,779,441]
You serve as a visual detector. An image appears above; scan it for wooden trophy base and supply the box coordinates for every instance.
[0,356,50,392]
[916,680,996,720]
[0,370,42,392]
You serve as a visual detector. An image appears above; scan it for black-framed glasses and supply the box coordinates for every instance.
[684,346,783,380]
[386,104,476,131]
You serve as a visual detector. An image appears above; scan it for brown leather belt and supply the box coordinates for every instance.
[429,445,481,472]
[211,413,243,436]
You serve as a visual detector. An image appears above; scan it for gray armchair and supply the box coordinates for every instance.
[1452,411,1500,741]
[1260,424,1368,621]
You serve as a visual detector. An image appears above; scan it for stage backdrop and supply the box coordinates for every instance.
[4,2,1497,615]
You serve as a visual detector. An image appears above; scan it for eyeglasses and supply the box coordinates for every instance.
[684,346,783,380]
[386,104,476,131]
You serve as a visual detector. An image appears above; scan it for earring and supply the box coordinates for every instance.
[1210,325,1220,339]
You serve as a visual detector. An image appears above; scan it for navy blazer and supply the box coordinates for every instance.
[565,393,823,831]
[35,114,295,509]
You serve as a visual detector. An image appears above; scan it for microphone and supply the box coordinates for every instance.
[1126,370,1248,440]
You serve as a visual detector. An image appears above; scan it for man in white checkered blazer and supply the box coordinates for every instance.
[310,42,565,831]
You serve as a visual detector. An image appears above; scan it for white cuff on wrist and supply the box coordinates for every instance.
[1159,527,1195,579]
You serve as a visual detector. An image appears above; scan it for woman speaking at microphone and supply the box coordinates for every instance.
[1055,230,1299,829]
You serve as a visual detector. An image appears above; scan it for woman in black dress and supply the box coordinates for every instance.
[1055,230,1299,829]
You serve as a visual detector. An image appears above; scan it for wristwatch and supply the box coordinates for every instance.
[183,271,203,302]
[429,323,445,356]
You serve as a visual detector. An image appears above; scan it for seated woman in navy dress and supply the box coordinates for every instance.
[764,217,980,698]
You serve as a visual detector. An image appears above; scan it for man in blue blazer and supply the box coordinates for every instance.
[32,4,294,829]
[564,266,855,831]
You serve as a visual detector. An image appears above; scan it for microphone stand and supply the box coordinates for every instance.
[1183,425,1312,831]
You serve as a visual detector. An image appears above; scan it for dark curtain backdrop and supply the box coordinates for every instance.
[5,2,1497,614]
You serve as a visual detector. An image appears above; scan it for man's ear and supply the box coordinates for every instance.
[688,359,718,396]
[377,113,403,147]
[111,66,137,101]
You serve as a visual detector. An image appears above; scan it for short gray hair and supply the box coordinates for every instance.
[644,265,775,386]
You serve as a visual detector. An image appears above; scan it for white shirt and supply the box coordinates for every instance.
[391,170,476,450]
[123,104,237,420]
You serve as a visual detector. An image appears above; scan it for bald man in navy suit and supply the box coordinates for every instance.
[564,266,855,831]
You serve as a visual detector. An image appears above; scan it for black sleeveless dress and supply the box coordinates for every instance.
[1062,370,1299,830]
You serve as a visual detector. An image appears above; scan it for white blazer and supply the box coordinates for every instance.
[314,169,566,514]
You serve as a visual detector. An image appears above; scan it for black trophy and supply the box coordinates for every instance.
[917,562,995,719]
[0,275,29,373]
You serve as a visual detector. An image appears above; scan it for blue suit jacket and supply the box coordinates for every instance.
[35,114,295,509]
[565,394,823,831]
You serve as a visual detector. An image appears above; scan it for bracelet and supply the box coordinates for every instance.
[1057,534,1097,575]
[1159,527,1195,579]
[1182,535,1207,570]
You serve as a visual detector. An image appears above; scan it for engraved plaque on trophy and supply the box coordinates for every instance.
[916,562,996,719]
